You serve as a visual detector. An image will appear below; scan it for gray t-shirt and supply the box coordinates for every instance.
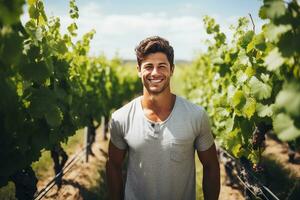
[110,95,214,200]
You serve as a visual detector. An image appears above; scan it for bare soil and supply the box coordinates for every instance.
[263,134,300,178]
[219,164,244,200]
[36,131,108,200]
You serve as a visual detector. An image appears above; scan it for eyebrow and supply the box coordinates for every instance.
[143,62,168,65]
[158,62,168,65]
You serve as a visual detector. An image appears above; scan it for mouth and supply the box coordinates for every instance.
[148,78,164,83]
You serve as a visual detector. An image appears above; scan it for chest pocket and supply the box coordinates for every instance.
[170,139,194,162]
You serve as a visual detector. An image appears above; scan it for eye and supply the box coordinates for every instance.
[144,65,152,70]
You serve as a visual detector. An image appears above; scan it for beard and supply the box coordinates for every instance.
[142,76,171,95]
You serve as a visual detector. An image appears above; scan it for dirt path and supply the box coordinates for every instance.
[218,135,300,200]
[219,135,300,200]
[36,131,109,200]
[263,135,300,178]
[260,135,300,199]
[219,164,244,200]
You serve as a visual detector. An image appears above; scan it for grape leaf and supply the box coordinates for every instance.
[45,106,63,127]
[278,31,300,57]
[225,116,234,133]
[232,90,246,107]
[27,0,37,6]
[28,5,39,19]
[276,81,300,116]
[263,23,291,42]
[0,0,25,25]
[239,31,254,49]
[265,48,284,71]
[245,66,255,77]
[67,22,78,37]
[1,30,23,66]
[28,88,56,118]
[273,113,300,141]
[237,71,248,84]
[19,60,51,83]
[259,0,286,20]
[256,103,274,117]
[242,98,256,119]
[249,76,272,100]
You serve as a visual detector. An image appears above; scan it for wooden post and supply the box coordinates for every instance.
[84,126,89,162]
[101,116,108,140]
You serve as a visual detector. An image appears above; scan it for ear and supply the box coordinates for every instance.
[170,65,175,76]
[137,64,141,77]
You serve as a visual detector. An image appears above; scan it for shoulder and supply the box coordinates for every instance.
[176,96,206,117]
[175,96,210,137]
[111,96,140,123]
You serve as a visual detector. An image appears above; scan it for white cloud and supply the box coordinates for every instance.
[69,2,208,60]
[21,2,264,61]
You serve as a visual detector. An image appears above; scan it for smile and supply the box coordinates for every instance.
[148,78,163,83]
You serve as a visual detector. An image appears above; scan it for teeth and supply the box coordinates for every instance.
[147,76,164,83]
[149,79,162,83]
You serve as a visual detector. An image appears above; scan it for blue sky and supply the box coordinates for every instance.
[23,0,265,60]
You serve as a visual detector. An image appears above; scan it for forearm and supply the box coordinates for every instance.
[202,165,220,200]
[106,160,124,200]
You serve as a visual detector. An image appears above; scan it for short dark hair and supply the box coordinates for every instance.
[135,36,174,68]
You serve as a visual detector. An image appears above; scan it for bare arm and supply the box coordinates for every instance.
[106,141,127,200]
[197,143,220,200]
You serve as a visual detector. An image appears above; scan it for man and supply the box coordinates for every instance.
[106,36,220,200]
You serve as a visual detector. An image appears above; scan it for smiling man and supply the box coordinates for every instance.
[106,36,220,200]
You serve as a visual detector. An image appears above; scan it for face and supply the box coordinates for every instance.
[137,52,173,95]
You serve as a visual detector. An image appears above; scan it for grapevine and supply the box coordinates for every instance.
[0,0,140,198]
[183,0,300,166]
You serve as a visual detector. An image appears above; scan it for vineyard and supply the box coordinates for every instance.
[0,0,141,199]
[0,0,300,199]
[182,0,300,198]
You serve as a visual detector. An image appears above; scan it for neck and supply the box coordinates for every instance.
[141,88,175,113]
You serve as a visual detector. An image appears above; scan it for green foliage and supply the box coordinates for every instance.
[0,0,25,25]
[0,0,140,189]
[273,113,300,141]
[249,76,272,100]
[183,0,300,166]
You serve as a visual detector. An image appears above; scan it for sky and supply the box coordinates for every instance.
[22,0,265,61]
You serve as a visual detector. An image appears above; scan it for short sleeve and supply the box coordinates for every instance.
[109,116,128,150]
[194,109,215,151]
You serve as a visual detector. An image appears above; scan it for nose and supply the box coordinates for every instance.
[151,66,159,75]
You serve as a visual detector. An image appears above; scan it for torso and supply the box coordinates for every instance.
[112,95,208,200]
